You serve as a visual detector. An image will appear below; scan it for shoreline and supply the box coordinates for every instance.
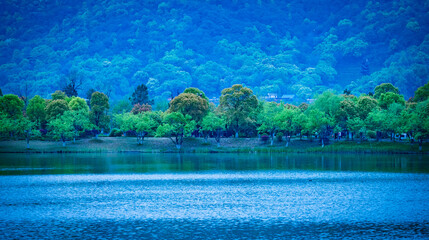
[0,137,428,154]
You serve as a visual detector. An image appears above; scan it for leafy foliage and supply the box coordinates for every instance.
[219,84,258,136]
[0,0,427,102]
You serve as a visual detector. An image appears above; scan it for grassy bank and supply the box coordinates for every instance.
[0,137,428,154]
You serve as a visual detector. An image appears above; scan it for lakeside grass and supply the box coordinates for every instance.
[0,137,428,154]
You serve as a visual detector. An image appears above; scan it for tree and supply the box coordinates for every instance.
[130,84,153,105]
[293,112,308,140]
[135,111,162,144]
[413,100,429,150]
[306,109,332,146]
[62,71,83,97]
[112,99,133,114]
[347,117,366,142]
[45,99,69,121]
[63,110,93,142]
[374,83,399,99]
[413,82,429,102]
[257,102,283,146]
[200,112,225,147]
[48,113,74,147]
[90,92,110,131]
[379,92,405,109]
[51,90,67,100]
[335,98,358,137]
[68,97,89,112]
[219,84,258,137]
[27,95,47,128]
[0,88,3,96]
[382,103,405,141]
[0,113,13,138]
[356,96,378,119]
[0,94,24,119]
[15,116,39,149]
[273,107,297,146]
[116,112,162,144]
[155,112,196,149]
[168,91,209,123]
[131,103,152,114]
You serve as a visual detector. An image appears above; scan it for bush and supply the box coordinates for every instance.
[109,128,123,137]
[367,130,376,139]
[276,132,284,142]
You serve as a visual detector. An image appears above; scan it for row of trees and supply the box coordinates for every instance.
[1,82,428,150]
[0,90,109,148]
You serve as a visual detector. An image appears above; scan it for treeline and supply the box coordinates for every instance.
[0,82,428,150]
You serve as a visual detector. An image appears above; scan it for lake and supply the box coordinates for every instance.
[0,153,428,239]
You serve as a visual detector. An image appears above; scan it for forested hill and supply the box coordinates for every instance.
[0,0,428,103]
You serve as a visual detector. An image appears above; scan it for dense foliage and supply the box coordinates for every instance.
[0,0,428,104]
[1,83,428,150]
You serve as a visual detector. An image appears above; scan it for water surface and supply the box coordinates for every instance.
[0,153,428,239]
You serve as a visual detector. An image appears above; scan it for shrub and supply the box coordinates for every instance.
[109,128,123,137]
[367,130,376,139]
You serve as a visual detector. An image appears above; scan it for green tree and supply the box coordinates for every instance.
[45,99,69,121]
[383,103,405,141]
[379,92,405,109]
[306,109,332,146]
[130,84,153,105]
[0,94,24,119]
[68,97,89,112]
[347,117,366,141]
[15,116,39,149]
[0,113,13,138]
[48,113,74,147]
[27,95,47,128]
[51,90,67,100]
[112,99,133,114]
[374,83,399,99]
[168,90,209,123]
[200,112,225,147]
[272,107,297,146]
[63,110,93,142]
[219,84,258,137]
[257,102,282,146]
[293,112,308,140]
[413,82,429,102]
[90,92,110,131]
[411,100,429,150]
[356,95,378,119]
[155,112,196,149]
[335,98,358,138]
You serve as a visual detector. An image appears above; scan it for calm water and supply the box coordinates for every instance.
[0,153,428,239]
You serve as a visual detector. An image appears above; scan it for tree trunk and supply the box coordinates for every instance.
[26,132,30,149]
[176,144,181,149]
[321,138,324,148]
[419,139,422,151]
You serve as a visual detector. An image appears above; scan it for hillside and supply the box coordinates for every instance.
[0,0,428,104]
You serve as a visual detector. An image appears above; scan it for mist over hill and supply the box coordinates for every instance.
[0,0,428,104]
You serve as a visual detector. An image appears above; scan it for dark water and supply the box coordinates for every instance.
[0,153,428,239]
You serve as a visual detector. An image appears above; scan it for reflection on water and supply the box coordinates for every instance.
[0,153,428,238]
[0,153,428,175]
